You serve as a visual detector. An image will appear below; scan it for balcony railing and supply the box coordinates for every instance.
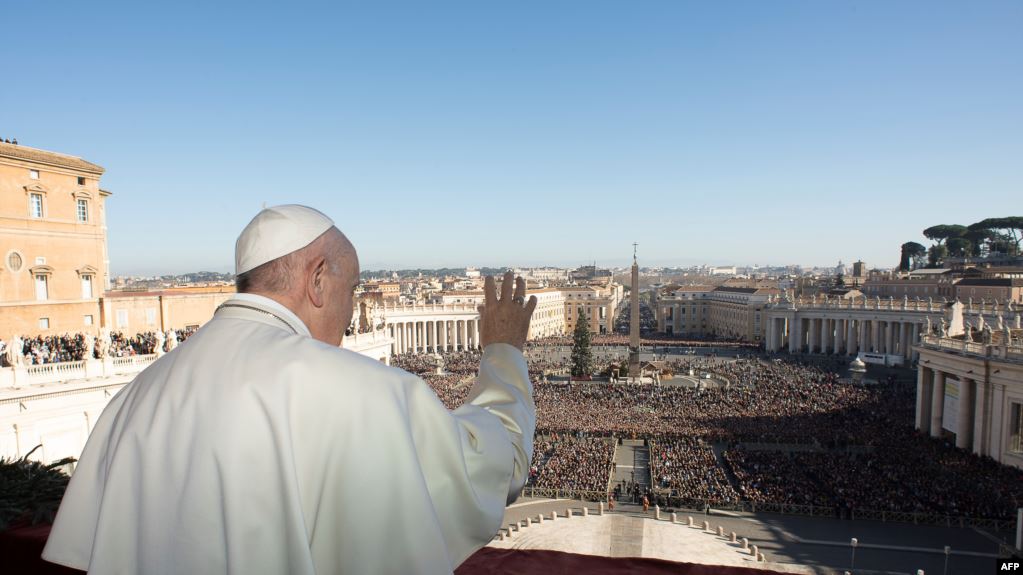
[919,334,1023,363]
[1,355,158,388]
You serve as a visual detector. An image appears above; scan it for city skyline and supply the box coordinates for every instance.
[3,1,1020,275]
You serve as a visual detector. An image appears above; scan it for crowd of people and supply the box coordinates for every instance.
[399,349,1022,521]
[724,436,1023,519]
[526,435,615,493]
[649,438,738,505]
[390,351,482,410]
[526,334,754,349]
[0,328,200,366]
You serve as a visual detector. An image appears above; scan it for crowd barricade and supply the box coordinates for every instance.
[521,487,606,502]
[519,488,1018,532]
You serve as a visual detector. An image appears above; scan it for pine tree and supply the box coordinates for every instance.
[571,311,594,377]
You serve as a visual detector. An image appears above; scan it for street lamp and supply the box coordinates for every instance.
[850,538,858,571]
[943,545,950,575]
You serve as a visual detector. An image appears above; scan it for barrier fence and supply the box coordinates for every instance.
[519,488,1017,532]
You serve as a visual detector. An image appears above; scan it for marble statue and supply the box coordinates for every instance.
[154,330,166,357]
[7,335,24,366]
[97,328,111,359]
[84,333,96,360]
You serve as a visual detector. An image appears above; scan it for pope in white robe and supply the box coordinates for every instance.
[43,205,538,574]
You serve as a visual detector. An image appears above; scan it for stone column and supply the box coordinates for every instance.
[773,318,783,352]
[871,320,881,353]
[788,316,799,353]
[916,366,933,434]
[885,321,894,355]
[858,320,868,354]
[833,318,844,355]
[973,379,989,456]
[899,322,910,357]
[821,318,830,353]
[930,371,946,437]
[956,378,975,449]
[807,318,818,353]
[442,320,449,352]
[793,315,802,351]
[910,322,920,362]
[846,319,856,355]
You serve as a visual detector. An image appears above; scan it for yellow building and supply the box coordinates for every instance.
[100,286,236,336]
[0,141,110,339]
[654,285,779,342]
[560,281,624,335]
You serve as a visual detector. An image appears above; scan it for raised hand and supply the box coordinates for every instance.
[478,271,537,351]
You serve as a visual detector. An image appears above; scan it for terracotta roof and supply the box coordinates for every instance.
[0,141,104,174]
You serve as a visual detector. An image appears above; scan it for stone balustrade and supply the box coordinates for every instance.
[1,355,158,388]
[767,295,1018,315]
[919,334,1023,363]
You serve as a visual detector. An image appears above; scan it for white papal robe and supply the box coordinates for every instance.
[42,294,535,574]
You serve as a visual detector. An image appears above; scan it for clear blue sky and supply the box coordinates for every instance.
[3,1,1020,275]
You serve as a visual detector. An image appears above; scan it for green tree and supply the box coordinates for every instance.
[968,217,1023,255]
[927,244,948,267]
[963,228,991,257]
[946,236,973,257]
[922,224,967,245]
[571,311,594,377]
[899,241,927,271]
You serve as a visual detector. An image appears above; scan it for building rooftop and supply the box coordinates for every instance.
[0,141,105,174]
[956,278,1023,287]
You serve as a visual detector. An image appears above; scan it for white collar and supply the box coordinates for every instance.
[228,293,312,337]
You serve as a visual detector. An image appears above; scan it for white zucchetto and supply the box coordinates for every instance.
[235,205,335,275]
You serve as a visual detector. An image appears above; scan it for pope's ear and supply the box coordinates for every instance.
[308,256,328,307]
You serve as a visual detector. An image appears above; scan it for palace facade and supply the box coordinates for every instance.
[0,141,110,338]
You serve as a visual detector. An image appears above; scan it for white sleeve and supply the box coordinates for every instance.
[459,343,535,503]
[405,342,535,567]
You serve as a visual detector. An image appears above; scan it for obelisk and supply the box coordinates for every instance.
[629,243,641,376]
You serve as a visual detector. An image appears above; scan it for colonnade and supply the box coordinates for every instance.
[388,318,480,355]
[765,315,924,361]
[916,366,981,451]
